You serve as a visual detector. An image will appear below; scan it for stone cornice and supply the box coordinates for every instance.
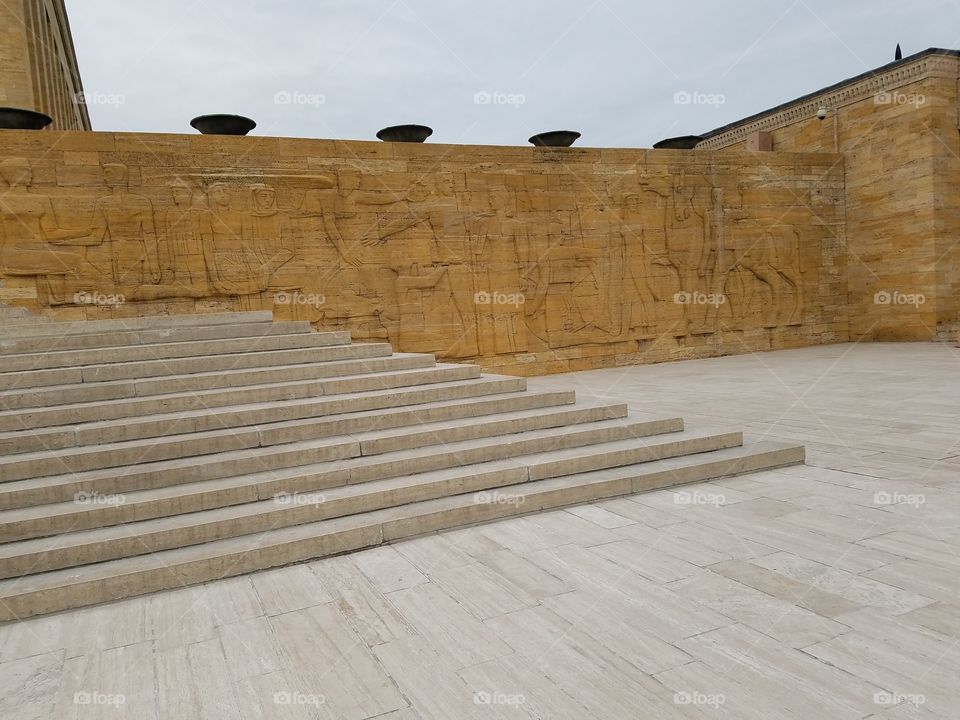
[698,51,960,150]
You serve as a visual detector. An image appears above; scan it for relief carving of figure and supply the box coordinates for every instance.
[83,162,161,293]
[199,182,264,296]
[160,177,207,290]
[0,158,96,304]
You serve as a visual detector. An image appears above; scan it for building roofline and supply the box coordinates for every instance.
[700,47,959,140]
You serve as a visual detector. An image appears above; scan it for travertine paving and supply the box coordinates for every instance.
[1,343,957,719]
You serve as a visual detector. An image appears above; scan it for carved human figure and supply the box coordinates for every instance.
[664,170,709,334]
[525,222,602,347]
[244,183,295,282]
[729,225,803,328]
[575,202,622,337]
[0,158,95,303]
[199,182,267,296]
[620,193,662,335]
[160,177,205,287]
[472,187,527,354]
[85,163,161,290]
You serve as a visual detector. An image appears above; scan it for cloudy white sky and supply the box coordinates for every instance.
[66,0,960,147]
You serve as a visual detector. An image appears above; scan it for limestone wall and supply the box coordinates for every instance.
[0,130,845,374]
[699,50,960,341]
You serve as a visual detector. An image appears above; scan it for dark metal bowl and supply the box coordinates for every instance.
[652,135,703,150]
[190,114,257,136]
[376,124,433,143]
[0,107,53,130]
[528,130,581,147]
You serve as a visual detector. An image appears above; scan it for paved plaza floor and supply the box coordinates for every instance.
[1,343,957,719]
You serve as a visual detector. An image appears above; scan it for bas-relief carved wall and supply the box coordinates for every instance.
[0,133,846,374]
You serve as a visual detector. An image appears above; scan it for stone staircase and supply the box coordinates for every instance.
[0,312,803,620]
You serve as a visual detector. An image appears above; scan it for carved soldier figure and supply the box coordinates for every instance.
[161,177,205,288]
[198,182,262,296]
[85,163,161,291]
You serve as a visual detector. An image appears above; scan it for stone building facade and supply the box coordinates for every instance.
[0,0,90,130]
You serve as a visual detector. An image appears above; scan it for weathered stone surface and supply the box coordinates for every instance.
[0,131,845,374]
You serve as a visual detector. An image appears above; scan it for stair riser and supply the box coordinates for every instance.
[0,355,437,411]
[0,365,481,433]
[0,410,655,541]
[0,393,581,509]
[528,432,743,480]
[0,343,395,390]
[0,467,530,575]
[0,445,804,621]
[0,332,352,373]
[0,321,313,356]
[0,388,569,483]
[0,311,273,339]
[382,447,804,541]
[0,432,751,573]
[0,376,524,455]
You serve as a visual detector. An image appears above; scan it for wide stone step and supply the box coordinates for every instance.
[0,396,596,509]
[0,311,272,339]
[0,410,657,542]
[0,342,394,390]
[0,424,720,572]
[0,373,520,455]
[0,320,313,355]
[0,441,804,620]
[0,330,351,372]
[0,363,479,434]
[0,353,437,411]
[0,383,567,482]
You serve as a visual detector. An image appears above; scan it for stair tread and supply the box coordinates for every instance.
[0,441,802,596]
[0,331,353,372]
[0,414,668,526]
[0,311,274,339]
[0,374,522,448]
[0,353,436,404]
[0,321,313,355]
[0,387,567,466]
[0,363,475,422]
[0,398,602,495]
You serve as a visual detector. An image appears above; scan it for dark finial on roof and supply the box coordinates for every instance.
[895,43,902,60]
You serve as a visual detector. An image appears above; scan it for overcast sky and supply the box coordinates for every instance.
[66,0,960,147]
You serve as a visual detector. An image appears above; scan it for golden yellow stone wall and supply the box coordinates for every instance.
[0,130,845,374]
[699,51,960,341]
[0,0,90,131]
